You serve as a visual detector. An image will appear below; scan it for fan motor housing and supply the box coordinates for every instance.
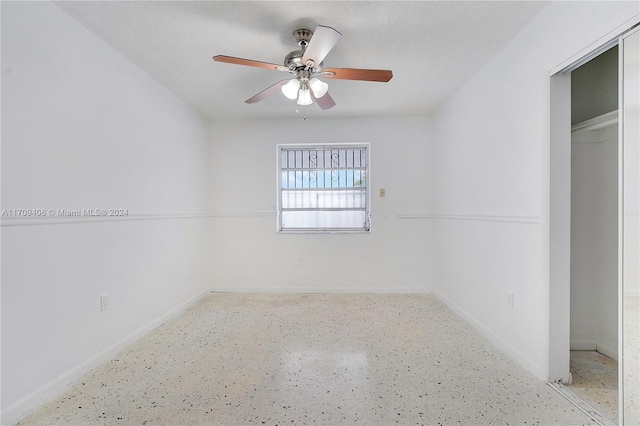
[284,50,322,72]
[284,50,305,69]
[284,28,322,72]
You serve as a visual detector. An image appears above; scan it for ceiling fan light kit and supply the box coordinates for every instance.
[297,84,313,106]
[281,78,301,100]
[213,25,393,111]
[309,78,328,98]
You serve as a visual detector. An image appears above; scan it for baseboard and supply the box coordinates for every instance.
[1,287,212,426]
[596,343,618,360]
[209,285,433,294]
[570,340,618,360]
[431,289,541,379]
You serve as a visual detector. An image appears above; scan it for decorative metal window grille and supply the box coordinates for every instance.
[277,144,370,232]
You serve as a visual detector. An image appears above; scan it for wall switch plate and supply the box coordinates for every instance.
[507,291,514,308]
[298,257,304,266]
[379,188,386,197]
[100,294,109,311]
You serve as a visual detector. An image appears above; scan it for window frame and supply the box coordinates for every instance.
[276,142,371,234]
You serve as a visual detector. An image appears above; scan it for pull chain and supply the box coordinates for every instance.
[295,106,308,120]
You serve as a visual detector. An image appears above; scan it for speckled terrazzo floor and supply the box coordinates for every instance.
[566,351,618,422]
[18,293,595,425]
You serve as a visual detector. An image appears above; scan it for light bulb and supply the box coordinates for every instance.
[309,78,329,98]
[281,79,300,100]
[297,88,313,106]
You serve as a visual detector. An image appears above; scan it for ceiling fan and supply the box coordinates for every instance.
[213,25,393,110]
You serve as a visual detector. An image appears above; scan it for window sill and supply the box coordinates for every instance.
[277,228,371,234]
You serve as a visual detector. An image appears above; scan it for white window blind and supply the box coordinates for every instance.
[277,144,370,232]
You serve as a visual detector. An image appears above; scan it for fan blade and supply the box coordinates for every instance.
[321,68,393,82]
[302,25,342,68]
[245,80,288,104]
[213,55,290,72]
[312,91,336,110]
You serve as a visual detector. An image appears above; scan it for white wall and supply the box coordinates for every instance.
[209,116,433,293]
[431,1,638,380]
[570,125,618,359]
[1,2,212,422]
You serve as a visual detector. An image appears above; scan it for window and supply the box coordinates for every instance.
[277,143,370,233]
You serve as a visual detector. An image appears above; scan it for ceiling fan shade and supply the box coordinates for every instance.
[297,83,313,106]
[281,78,301,99]
[309,78,329,98]
[321,68,393,82]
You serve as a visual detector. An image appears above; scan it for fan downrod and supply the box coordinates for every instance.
[293,28,313,47]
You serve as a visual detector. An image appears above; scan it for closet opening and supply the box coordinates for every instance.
[568,45,619,424]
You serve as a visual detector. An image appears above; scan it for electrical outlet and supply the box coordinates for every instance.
[100,294,109,311]
[379,188,386,197]
[507,291,514,308]
[298,257,304,266]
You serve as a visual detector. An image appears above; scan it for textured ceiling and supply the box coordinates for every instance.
[55,1,549,120]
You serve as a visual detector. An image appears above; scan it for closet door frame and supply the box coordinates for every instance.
[619,25,640,425]
[548,18,639,426]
